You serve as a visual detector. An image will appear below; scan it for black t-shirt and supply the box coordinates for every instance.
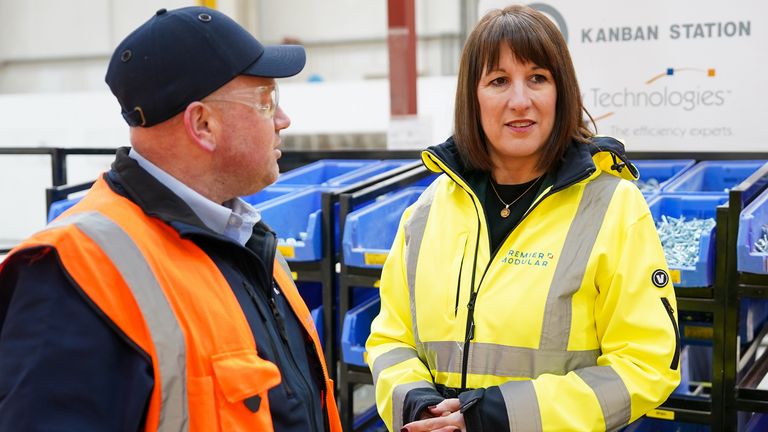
[484,174,544,254]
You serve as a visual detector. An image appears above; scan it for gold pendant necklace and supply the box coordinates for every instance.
[489,176,541,219]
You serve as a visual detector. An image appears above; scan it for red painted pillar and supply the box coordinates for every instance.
[387,0,417,116]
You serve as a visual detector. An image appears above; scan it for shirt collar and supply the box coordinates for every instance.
[128,148,260,245]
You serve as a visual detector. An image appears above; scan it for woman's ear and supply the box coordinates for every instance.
[183,101,217,152]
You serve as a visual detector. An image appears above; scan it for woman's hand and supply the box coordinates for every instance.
[402,398,466,432]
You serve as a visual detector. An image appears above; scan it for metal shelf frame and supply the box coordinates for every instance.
[723,162,768,430]
[336,166,434,431]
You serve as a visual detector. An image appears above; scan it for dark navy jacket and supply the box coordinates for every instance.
[0,148,326,431]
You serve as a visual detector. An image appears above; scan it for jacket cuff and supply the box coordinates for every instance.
[459,388,485,431]
[403,387,444,424]
[459,386,510,432]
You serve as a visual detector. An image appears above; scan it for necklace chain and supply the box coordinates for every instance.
[489,176,541,218]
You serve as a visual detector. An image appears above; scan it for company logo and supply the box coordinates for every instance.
[588,65,728,123]
[646,67,716,84]
[500,249,554,267]
[651,269,670,288]
[528,3,568,43]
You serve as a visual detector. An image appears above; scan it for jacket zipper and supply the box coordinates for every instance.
[454,237,467,317]
[661,297,681,370]
[270,283,322,429]
[244,281,295,399]
[262,233,321,428]
[426,149,597,390]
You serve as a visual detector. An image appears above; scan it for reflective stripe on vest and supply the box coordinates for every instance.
[403,180,439,356]
[421,341,598,378]
[499,380,542,432]
[575,366,631,431]
[14,176,342,431]
[50,211,189,431]
[396,172,630,429]
[391,380,435,431]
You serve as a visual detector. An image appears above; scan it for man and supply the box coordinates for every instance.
[0,7,341,431]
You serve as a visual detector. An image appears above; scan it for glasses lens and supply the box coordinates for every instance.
[268,86,279,117]
[251,85,277,117]
[205,84,278,118]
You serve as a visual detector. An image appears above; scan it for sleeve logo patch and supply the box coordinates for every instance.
[652,269,670,287]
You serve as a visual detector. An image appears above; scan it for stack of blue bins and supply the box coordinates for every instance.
[249,159,417,346]
[340,186,430,368]
[735,174,768,353]
[340,174,438,368]
[652,161,767,403]
[658,160,766,287]
[632,159,695,201]
[339,174,436,431]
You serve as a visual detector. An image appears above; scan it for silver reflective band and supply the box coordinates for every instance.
[423,341,598,378]
[371,347,420,385]
[575,366,631,431]
[54,211,189,431]
[500,380,542,432]
[275,251,292,279]
[539,173,620,351]
[403,181,438,355]
[392,380,435,431]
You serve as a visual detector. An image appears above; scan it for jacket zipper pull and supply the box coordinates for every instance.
[465,292,478,341]
[466,318,475,341]
[269,287,290,345]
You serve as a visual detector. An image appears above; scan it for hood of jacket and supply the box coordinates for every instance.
[421,135,638,195]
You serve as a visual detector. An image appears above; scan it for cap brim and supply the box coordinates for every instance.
[242,44,306,78]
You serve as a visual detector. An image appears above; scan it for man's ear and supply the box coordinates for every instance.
[183,101,217,152]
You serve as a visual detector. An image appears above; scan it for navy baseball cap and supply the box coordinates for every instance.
[105,6,306,127]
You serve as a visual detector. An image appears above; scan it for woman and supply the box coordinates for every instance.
[366,5,680,432]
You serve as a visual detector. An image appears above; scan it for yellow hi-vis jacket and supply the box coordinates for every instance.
[366,137,681,432]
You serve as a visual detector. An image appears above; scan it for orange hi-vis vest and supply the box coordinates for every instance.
[3,177,341,431]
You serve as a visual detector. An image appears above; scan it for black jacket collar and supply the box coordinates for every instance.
[424,135,635,194]
[104,147,275,241]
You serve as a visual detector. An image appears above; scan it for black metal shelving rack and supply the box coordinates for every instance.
[653,199,728,429]
[336,166,433,431]
[312,161,423,377]
[723,163,768,431]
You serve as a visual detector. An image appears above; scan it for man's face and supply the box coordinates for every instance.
[206,75,290,198]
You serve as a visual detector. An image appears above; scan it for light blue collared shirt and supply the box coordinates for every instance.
[128,148,260,246]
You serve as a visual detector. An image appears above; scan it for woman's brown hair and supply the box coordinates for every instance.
[454,5,593,173]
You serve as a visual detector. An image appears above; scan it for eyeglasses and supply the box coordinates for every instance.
[204,84,279,119]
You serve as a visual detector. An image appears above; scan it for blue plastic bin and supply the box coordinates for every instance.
[679,302,766,349]
[343,186,426,268]
[742,412,768,431]
[663,160,766,195]
[672,344,712,399]
[621,417,709,432]
[325,160,416,187]
[261,160,427,261]
[353,405,386,432]
[633,159,695,199]
[737,186,768,274]
[274,159,379,186]
[311,306,324,347]
[47,196,83,222]
[341,295,381,366]
[255,187,335,261]
[241,184,308,207]
[647,194,729,287]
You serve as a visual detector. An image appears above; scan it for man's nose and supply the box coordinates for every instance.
[274,106,291,131]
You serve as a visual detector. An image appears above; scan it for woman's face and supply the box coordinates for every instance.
[477,45,557,174]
